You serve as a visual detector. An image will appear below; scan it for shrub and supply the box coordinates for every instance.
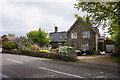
[3,41,16,50]
[96,49,100,55]
[64,57,80,62]
[40,50,50,53]
[60,46,76,55]
[51,49,58,53]
[14,36,33,50]
[64,57,71,62]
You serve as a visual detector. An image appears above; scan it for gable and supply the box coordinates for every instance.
[67,19,99,35]
[67,19,92,35]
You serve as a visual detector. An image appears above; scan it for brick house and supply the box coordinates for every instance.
[49,27,67,49]
[67,19,99,52]
[2,35,17,46]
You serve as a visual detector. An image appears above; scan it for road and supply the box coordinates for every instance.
[1,52,119,79]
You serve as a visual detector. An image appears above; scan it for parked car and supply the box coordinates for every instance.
[75,50,82,56]
[100,51,105,55]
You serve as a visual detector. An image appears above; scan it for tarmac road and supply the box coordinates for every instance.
[1,52,119,79]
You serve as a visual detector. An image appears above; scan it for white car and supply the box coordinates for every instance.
[100,51,105,55]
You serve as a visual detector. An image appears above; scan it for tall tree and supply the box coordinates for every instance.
[74,2,120,27]
[26,29,51,47]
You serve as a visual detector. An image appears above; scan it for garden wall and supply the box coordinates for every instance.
[2,49,78,61]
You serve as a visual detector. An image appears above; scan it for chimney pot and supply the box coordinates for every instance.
[55,26,58,32]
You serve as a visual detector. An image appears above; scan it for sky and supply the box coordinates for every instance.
[0,0,106,37]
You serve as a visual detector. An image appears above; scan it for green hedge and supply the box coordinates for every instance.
[2,49,78,62]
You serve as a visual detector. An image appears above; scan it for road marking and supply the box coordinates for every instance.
[38,67,84,78]
[6,58,23,64]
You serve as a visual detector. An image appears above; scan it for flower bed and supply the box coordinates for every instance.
[2,49,78,62]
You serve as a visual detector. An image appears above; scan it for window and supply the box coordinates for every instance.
[71,32,77,39]
[83,31,90,38]
[82,43,89,51]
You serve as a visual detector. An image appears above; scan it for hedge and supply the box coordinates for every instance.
[2,49,78,62]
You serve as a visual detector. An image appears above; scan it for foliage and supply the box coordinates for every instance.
[74,2,120,47]
[64,57,80,62]
[51,49,58,53]
[3,41,16,50]
[27,29,51,47]
[74,14,92,30]
[60,46,76,55]
[109,27,120,48]
[39,50,50,53]
[96,49,100,55]
[74,2,120,27]
[64,57,71,62]
[8,34,15,36]
[14,36,33,50]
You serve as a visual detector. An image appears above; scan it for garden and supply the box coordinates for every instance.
[2,30,78,62]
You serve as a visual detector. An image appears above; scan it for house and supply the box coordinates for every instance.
[67,19,99,52]
[2,35,17,46]
[49,27,67,49]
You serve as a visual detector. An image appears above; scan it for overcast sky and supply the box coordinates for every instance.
[0,0,106,37]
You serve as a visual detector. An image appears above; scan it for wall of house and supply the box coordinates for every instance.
[67,20,96,52]
[67,21,81,48]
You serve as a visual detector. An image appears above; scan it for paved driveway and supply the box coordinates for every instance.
[77,54,118,66]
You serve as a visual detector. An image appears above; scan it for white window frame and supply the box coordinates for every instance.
[82,43,89,51]
[71,32,77,39]
[83,31,90,38]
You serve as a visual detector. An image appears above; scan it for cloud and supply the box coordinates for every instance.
[0,1,87,36]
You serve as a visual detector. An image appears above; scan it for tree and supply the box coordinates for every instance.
[8,34,15,36]
[14,36,33,50]
[26,29,51,47]
[74,14,92,30]
[3,41,16,50]
[74,2,120,48]
[74,2,120,27]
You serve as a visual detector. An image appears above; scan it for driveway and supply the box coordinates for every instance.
[77,54,118,67]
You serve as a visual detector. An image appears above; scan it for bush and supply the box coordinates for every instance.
[51,49,58,53]
[96,49,100,55]
[64,57,80,62]
[40,50,50,53]
[64,57,71,62]
[3,41,16,50]
[60,46,76,55]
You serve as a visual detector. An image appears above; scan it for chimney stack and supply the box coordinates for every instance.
[55,26,58,33]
